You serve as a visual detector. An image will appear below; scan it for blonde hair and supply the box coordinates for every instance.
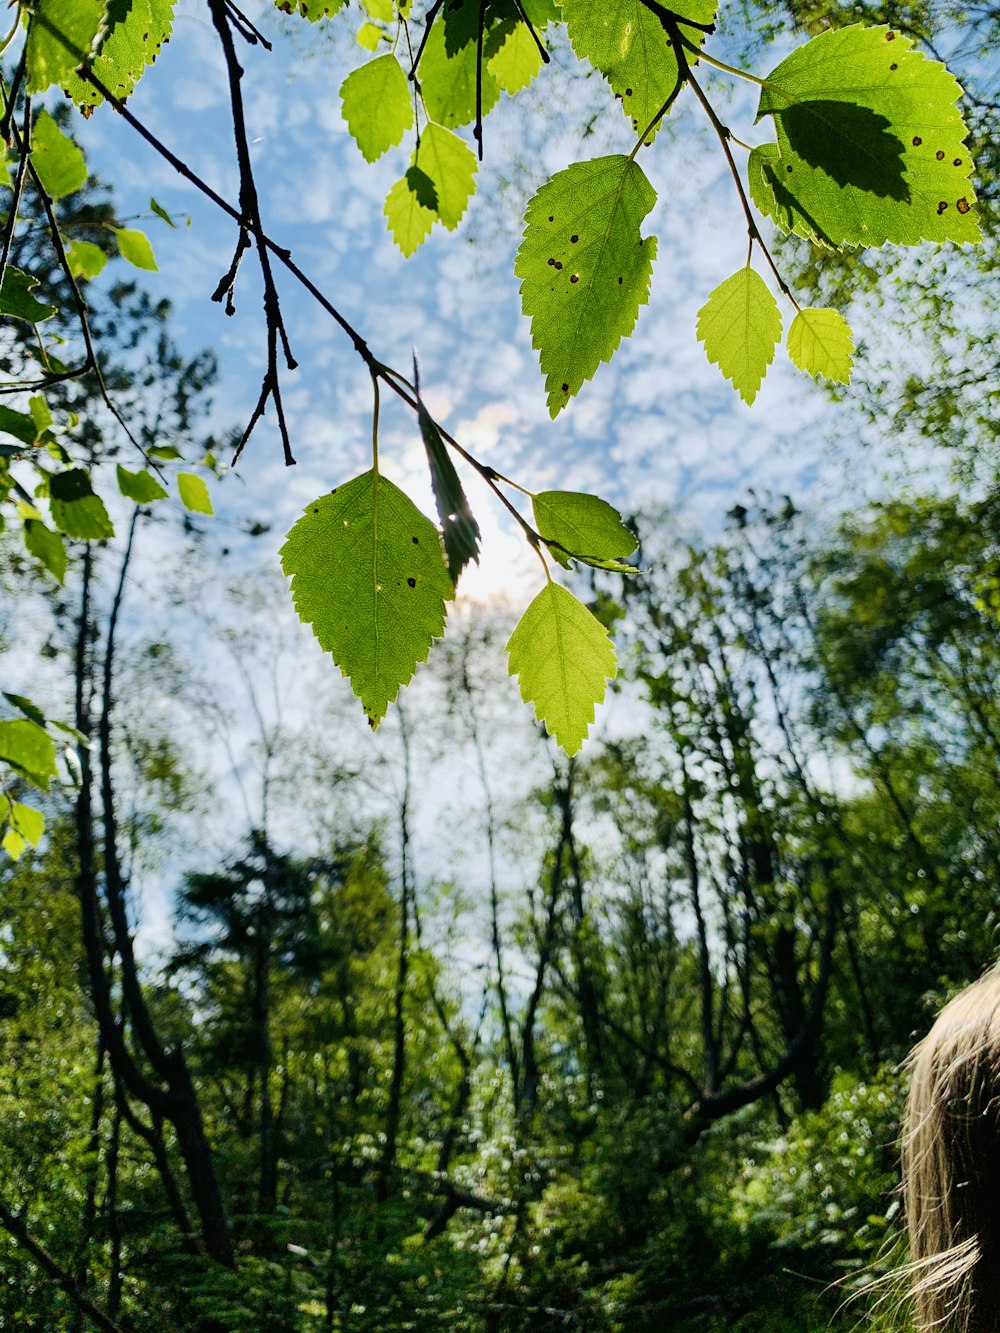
[902,967,1000,1332]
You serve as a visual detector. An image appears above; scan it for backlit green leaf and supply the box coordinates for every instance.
[9,803,45,848]
[281,471,453,726]
[25,0,106,94]
[356,21,383,50]
[532,491,637,563]
[506,582,618,756]
[341,54,413,163]
[696,267,782,405]
[384,175,436,255]
[562,0,714,140]
[117,464,169,504]
[0,269,57,324]
[49,469,114,540]
[488,21,543,94]
[419,16,500,128]
[116,228,158,271]
[275,0,347,19]
[0,406,39,446]
[516,155,657,417]
[756,25,979,248]
[24,518,67,583]
[177,473,213,515]
[67,240,108,281]
[787,308,854,384]
[416,369,480,584]
[2,829,26,861]
[31,111,87,198]
[0,719,57,789]
[64,0,174,106]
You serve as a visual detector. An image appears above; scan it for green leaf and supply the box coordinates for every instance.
[787,308,854,384]
[116,228,158,271]
[3,694,47,728]
[9,803,45,848]
[281,471,453,727]
[64,0,175,107]
[562,0,714,141]
[384,175,436,255]
[29,396,53,434]
[25,0,106,94]
[341,54,413,163]
[532,490,637,562]
[756,25,979,248]
[67,239,108,281]
[488,21,543,94]
[0,268,57,324]
[696,267,782,406]
[415,366,480,584]
[416,124,477,229]
[363,0,394,20]
[419,16,501,128]
[117,464,168,504]
[356,21,383,50]
[150,196,176,227]
[177,472,213,515]
[506,582,617,756]
[24,518,67,583]
[276,0,347,19]
[31,111,88,198]
[49,468,115,540]
[0,405,39,446]
[2,829,26,861]
[147,444,183,461]
[516,155,657,417]
[0,719,57,789]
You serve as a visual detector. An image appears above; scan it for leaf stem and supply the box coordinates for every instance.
[371,369,381,476]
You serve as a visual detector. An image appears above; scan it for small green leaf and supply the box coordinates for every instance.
[363,0,394,20]
[49,469,114,540]
[756,25,980,247]
[696,267,782,406]
[2,829,26,861]
[0,405,39,446]
[419,16,500,128]
[516,155,657,417]
[787,308,855,384]
[415,364,480,584]
[414,124,477,229]
[116,228,158,271]
[117,464,168,504]
[177,472,213,515]
[67,240,108,281]
[9,803,44,847]
[356,21,383,49]
[0,719,57,789]
[24,518,67,582]
[3,694,48,727]
[488,21,543,94]
[0,268,57,323]
[150,196,176,227]
[63,0,175,107]
[341,54,413,163]
[506,582,617,756]
[147,444,183,461]
[29,396,53,433]
[281,471,453,726]
[31,111,88,198]
[532,491,636,562]
[276,0,347,19]
[25,0,105,93]
[384,175,436,256]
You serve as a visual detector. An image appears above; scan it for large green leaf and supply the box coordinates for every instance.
[0,720,57,789]
[696,267,782,405]
[516,155,657,417]
[49,469,114,540]
[562,0,715,141]
[341,54,413,163]
[419,16,501,128]
[31,111,87,199]
[755,24,979,247]
[532,491,637,566]
[64,0,175,107]
[385,124,478,255]
[507,583,618,756]
[281,471,454,726]
[25,0,106,93]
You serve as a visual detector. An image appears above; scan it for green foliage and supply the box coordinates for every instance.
[115,226,158,270]
[117,464,169,504]
[48,468,114,540]
[697,267,783,405]
[66,239,107,280]
[24,0,106,94]
[281,471,454,726]
[506,582,618,755]
[177,471,213,514]
[786,307,855,382]
[756,24,979,247]
[0,268,56,323]
[30,111,87,199]
[341,54,413,163]
[416,371,480,583]
[516,156,657,417]
[64,0,176,108]
[532,490,638,571]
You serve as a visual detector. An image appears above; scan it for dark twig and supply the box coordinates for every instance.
[225,0,273,48]
[639,0,716,34]
[0,44,25,144]
[511,0,551,63]
[474,0,486,161]
[208,0,297,466]
[0,97,31,288]
[408,0,444,80]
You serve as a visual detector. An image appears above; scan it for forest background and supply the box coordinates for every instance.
[0,0,998,1328]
